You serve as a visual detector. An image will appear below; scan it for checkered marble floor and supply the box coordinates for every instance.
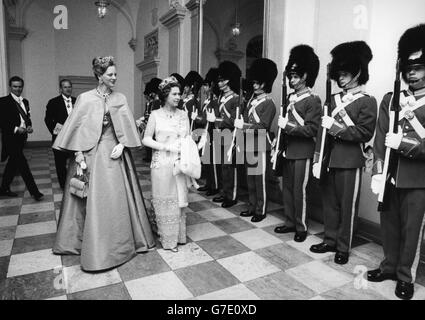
[1,147,425,300]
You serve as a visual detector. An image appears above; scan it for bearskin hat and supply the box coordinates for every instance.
[184,71,203,95]
[285,45,320,88]
[170,73,185,90]
[144,77,162,95]
[204,68,220,97]
[330,41,373,85]
[217,61,242,93]
[248,58,278,93]
[398,24,425,77]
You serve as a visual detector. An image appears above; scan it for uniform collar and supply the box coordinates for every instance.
[295,87,311,97]
[343,86,363,96]
[407,86,425,98]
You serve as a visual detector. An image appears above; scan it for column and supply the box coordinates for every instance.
[159,3,187,74]
[185,0,199,71]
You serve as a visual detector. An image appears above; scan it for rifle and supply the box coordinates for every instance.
[190,85,196,133]
[227,77,243,162]
[271,71,287,176]
[378,60,401,212]
[201,84,215,156]
[317,63,332,180]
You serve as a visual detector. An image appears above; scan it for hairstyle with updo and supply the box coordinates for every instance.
[158,76,181,103]
[92,56,115,80]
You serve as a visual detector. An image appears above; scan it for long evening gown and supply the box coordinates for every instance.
[145,108,190,249]
[53,92,155,272]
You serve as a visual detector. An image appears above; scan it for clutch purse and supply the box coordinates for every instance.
[69,173,88,199]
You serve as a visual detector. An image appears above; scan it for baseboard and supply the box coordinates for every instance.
[26,141,51,148]
[357,217,425,263]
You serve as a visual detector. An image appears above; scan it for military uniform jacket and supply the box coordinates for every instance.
[183,95,201,129]
[314,91,377,169]
[144,99,161,123]
[373,90,425,188]
[283,92,322,160]
[241,96,276,152]
[195,95,220,132]
[215,94,240,147]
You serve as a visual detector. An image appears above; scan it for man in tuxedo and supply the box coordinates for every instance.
[44,79,76,189]
[0,76,44,200]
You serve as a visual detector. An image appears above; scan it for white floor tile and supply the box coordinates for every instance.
[15,221,57,238]
[0,198,22,208]
[7,249,62,278]
[63,265,122,294]
[197,208,235,222]
[20,202,55,214]
[217,251,280,282]
[125,271,193,300]
[286,260,352,294]
[231,229,282,250]
[157,242,213,270]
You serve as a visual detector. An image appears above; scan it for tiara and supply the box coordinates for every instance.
[159,76,178,91]
[94,56,115,67]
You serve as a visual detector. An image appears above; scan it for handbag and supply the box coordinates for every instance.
[69,173,88,199]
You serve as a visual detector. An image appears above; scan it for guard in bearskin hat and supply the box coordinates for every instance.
[182,71,203,130]
[210,61,242,208]
[170,73,185,110]
[234,58,278,222]
[273,45,321,239]
[196,68,222,196]
[310,41,377,265]
[142,77,162,162]
[367,24,425,300]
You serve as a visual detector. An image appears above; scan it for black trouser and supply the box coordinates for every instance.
[1,141,39,195]
[221,144,237,201]
[246,151,269,216]
[322,168,362,253]
[283,158,311,232]
[204,139,221,191]
[53,148,69,189]
[379,186,425,283]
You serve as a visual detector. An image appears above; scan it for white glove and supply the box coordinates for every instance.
[371,174,384,195]
[312,163,321,179]
[191,110,198,121]
[278,116,288,130]
[136,117,145,127]
[206,111,216,123]
[322,115,335,129]
[165,141,181,153]
[234,117,244,130]
[385,127,403,150]
[26,126,34,134]
[198,134,207,150]
[111,143,124,159]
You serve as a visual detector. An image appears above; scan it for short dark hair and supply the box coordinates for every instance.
[59,79,72,88]
[9,76,24,87]
[158,77,181,103]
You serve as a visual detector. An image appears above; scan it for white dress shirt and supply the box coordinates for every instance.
[11,93,27,133]
[62,94,73,115]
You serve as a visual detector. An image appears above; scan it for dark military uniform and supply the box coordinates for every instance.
[196,95,221,192]
[241,95,276,217]
[314,89,377,253]
[373,89,425,284]
[283,90,321,232]
[216,93,240,202]
[182,95,200,130]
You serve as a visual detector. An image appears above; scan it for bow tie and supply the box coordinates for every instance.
[400,95,416,108]
[64,98,71,103]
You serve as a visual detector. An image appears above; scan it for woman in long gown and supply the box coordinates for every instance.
[52,56,155,271]
[142,77,190,252]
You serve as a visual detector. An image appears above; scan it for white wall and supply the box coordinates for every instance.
[16,0,135,142]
